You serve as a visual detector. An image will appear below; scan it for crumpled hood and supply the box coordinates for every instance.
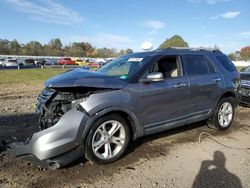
[240,72,250,80]
[45,68,127,89]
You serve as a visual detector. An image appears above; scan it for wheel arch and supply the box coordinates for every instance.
[218,91,237,106]
[81,107,143,147]
[209,90,237,118]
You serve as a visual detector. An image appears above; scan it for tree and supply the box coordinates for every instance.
[125,48,133,54]
[0,39,10,55]
[96,48,117,58]
[63,42,95,57]
[158,35,188,49]
[228,53,236,61]
[240,46,250,61]
[49,38,62,49]
[0,37,133,57]
[83,42,94,57]
[118,49,125,56]
[9,39,21,55]
[46,38,63,56]
[63,45,72,57]
[70,42,85,57]
[22,41,43,56]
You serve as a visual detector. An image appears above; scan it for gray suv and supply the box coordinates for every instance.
[10,48,240,169]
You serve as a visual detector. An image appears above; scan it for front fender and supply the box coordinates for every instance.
[80,106,144,145]
[80,90,123,116]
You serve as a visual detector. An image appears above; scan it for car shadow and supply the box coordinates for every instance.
[192,151,242,188]
[0,113,39,153]
[0,113,39,141]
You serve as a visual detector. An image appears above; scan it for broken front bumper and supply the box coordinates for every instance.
[8,109,90,169]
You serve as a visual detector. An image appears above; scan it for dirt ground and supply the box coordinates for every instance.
[0,83,250,188]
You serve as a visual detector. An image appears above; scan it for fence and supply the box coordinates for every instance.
[0,64,93,70]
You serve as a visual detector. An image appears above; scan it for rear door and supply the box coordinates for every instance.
[182,54,223,114]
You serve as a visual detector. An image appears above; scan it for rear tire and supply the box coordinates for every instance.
[207,97,235,130]
[85,114,130,165]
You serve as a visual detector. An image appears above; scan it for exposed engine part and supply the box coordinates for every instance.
[39,101,67,130]
[39,91,77,130]
[38,88,114,130]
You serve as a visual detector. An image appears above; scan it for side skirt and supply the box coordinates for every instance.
[144,110,211,136]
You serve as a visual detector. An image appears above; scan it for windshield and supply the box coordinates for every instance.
[97,56,151,80]
[8,60,17,63]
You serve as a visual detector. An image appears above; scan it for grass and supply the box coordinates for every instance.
[0,66,246,86]
[0,68,68,85]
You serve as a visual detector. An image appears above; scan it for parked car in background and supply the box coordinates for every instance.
[44,58,57,65]
[34,59,46,65]
[0,58,5,66]
[1,59,19,66]
[58,58,75,65]
[239,66,250,106]
[74,59,89,66]
[99,59,112,67]
[96,58,106,64]
[10,48,240,169]
[19,59,36,66]
[89,62,99,68]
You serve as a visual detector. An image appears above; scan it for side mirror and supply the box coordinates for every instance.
[140,72,164,83]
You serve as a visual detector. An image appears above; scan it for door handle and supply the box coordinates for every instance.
[174,83,187,88]
[213,78,221,82]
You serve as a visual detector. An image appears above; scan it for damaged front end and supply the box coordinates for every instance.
[8,68,126,169]
[37,87,89,130]
[8,87,92,169]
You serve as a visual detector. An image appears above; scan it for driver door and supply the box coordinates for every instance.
[139,55,189,134]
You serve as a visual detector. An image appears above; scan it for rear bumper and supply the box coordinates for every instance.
[8,109,90,169]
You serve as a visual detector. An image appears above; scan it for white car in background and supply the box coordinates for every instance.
[2,59,19,66]
[0,58,5,66]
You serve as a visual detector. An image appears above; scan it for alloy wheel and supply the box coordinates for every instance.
[218,102,233,128]
[92,120,126,160]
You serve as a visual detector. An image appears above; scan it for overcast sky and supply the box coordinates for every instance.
[0,0,249,53]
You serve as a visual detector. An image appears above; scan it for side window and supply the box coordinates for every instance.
[207,59,216,73]
[215,55,237,72]
[183,55,213,76]
[149,56,181,79]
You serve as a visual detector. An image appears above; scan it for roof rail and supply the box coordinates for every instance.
[163,47,220,52]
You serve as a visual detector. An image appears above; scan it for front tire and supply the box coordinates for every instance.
[85,114,130,164]
[207,97,235,130]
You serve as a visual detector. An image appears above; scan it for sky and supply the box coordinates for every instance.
[0,0,249,54]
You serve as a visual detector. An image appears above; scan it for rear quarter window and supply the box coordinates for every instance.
[215,55,237,72]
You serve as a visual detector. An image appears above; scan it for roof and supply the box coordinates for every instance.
[126,47,223,57]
